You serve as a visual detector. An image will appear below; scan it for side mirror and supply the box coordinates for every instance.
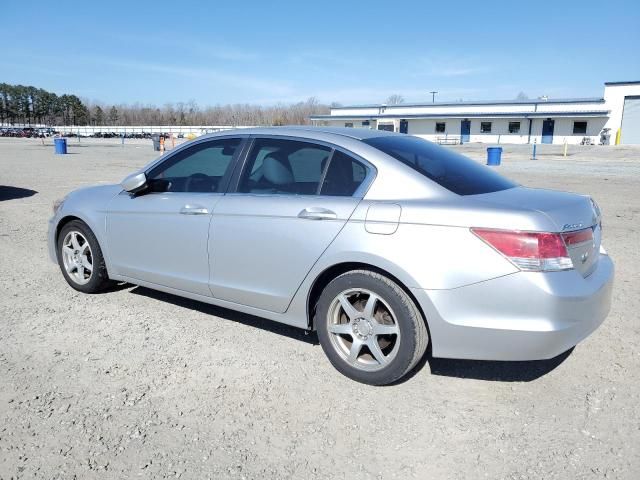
[121,172,147,193]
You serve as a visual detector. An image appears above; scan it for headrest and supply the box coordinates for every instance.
[262,153,293,185]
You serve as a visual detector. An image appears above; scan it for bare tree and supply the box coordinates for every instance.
[386,94,405,105]
[516,91,529,100]
[108,106,119,125]
[93,106,104,126]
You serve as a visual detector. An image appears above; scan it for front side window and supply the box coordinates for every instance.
[509,121,521,133]
[238,139,331,195]
[480,122,492,133]
[573,121,587,134]
[363,135,516,196]
[435,122,446,133]
[148,138,241,193]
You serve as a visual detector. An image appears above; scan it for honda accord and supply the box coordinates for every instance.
[48,127,614,385]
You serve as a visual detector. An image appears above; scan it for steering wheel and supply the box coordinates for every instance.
[184,173,210,192]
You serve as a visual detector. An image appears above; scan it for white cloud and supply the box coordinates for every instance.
[105,32,260,62]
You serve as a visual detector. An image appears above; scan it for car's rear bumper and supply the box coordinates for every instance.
[412,254,614,361]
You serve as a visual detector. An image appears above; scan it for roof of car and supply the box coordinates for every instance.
[202,125,397,142]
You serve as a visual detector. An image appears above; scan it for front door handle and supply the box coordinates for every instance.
[180,204,210,215]
[298,207,337,220]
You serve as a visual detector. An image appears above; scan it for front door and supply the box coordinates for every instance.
[209,137,369,313]
[399,119,408,134]
[542,119,555,144]
[461,119,471,143]
[106,137,243,296]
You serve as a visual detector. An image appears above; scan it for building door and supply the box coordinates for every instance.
[399,119,408,134]
[620,96,640,144]
[542,119,555,144]
[460,120,471,143]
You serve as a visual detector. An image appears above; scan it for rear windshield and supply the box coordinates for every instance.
[363,136,517,195]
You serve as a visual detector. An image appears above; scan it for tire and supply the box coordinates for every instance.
[315,270,429,385]
[57,220,113,293]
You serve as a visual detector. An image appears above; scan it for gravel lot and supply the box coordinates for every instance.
[1,137,639,479]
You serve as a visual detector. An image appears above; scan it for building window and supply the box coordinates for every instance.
[508,121,521,133]
[573,121,587,134]
[480,122,492,133]
[435,122,446,133]
[345,122,353,128]
[362,120,370,127]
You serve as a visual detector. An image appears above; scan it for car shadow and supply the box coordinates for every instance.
[130,286,319,345]
[424,347,574,382]
[0,185,38,201]
[125,285,573,382]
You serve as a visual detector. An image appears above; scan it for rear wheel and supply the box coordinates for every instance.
[316,270,428,385]
[57,220,112,293]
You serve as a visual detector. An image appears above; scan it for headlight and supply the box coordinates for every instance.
[52,197,65,214]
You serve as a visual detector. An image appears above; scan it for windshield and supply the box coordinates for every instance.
[363,136,517,195]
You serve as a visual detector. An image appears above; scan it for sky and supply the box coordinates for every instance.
[1,0,639,107]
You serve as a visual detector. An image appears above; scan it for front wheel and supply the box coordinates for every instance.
[316,270,429,385]
[57,220,113,293]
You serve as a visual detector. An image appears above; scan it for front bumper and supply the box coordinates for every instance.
[413,254,614,361]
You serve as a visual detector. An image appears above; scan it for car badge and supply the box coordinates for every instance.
[563,223,583,231]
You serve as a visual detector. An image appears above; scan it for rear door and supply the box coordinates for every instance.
[209,136,372,313]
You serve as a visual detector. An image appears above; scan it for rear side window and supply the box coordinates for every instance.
[238,138,331,195]
[363,136,516,195]
[320,150,367,197]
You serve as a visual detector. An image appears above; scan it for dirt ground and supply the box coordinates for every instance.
[1,137,639,479]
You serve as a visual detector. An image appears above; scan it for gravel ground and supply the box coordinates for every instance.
[1,137,639,479]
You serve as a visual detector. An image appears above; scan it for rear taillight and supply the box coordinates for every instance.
[562,228,593,246]
[471,228,574,272]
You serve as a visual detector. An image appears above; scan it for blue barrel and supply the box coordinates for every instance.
[487,147,502,166]
[54,138,67,155]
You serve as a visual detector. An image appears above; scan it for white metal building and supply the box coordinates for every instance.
[310,81,640,145]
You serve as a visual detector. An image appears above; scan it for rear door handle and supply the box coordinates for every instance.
[298,207,337,220]
[180,204,210,215]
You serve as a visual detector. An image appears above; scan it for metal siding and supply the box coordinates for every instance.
[621,97,640,144]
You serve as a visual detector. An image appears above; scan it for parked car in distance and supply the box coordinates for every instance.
[48,127,614,385]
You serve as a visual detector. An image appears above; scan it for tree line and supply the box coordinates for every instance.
[1,82,330,127]
[1,83,89,125]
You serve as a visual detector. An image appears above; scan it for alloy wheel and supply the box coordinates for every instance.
[327,288,401,372]
[61,231,93,285]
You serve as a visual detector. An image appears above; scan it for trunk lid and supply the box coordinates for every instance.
[473,187,601,277]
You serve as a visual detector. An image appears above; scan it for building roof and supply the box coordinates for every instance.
[330,97,605,110]
[310,110,610,120]
[604,80,640,86]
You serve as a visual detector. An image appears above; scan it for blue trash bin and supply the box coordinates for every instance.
[54,138,67,155]
[487,147,502,166]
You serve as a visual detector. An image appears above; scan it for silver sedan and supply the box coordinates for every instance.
[48,127,614,385]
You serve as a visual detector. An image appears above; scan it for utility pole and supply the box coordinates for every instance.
[429,91,438,103]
